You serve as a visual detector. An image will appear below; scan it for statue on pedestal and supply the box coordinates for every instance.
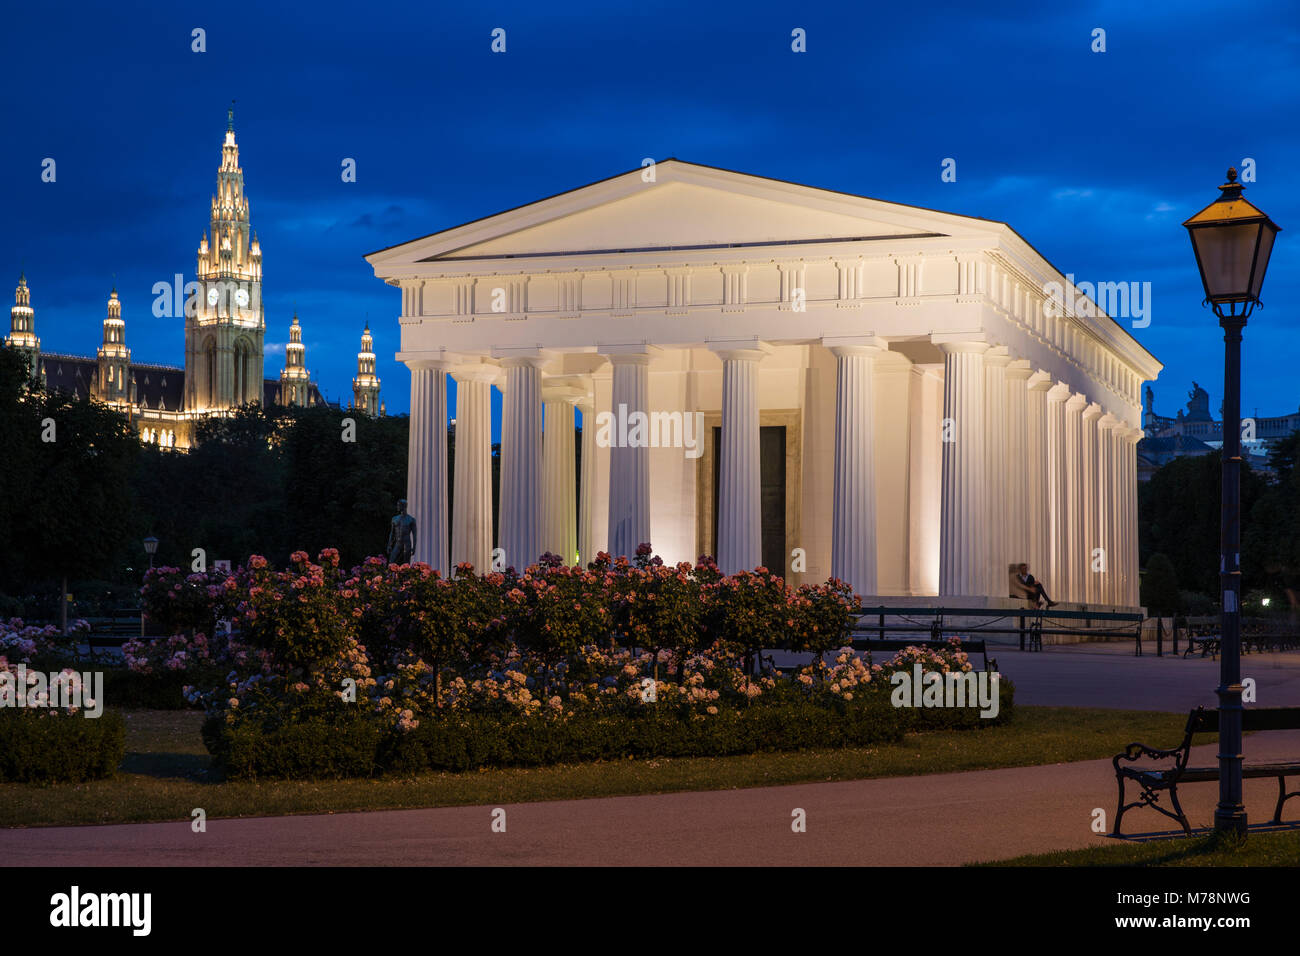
[387,499,416,565]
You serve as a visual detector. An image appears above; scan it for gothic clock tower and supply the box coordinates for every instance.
[185,105,265,413]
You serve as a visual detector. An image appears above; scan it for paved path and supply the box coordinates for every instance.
[771,641,1300,711]
[4,731,1298,866]
[984,640,1300,710]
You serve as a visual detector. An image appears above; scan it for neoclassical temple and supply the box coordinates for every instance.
[366,160,1162,608]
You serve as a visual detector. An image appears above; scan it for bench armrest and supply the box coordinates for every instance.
[1114,741,1185,769]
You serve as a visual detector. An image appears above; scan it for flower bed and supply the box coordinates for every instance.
[1,617,90,668]
[138,546,1012,780]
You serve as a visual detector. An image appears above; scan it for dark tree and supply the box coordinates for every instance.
[1141,552,1180,617]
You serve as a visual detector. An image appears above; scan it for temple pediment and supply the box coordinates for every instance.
[367,160,1000,269]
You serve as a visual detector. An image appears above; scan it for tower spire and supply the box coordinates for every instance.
[95,283,131,407]
[188,101,264,415]
[353,319,381,417]
[6,272,40,380]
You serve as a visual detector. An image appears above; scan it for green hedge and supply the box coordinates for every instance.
[0,711,126,783]
[206,678,1014,780]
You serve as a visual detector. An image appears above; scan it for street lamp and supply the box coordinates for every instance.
[1184,168,1281,836]
[142,535,159,638]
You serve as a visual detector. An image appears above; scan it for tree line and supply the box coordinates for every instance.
[4,345,1299,618]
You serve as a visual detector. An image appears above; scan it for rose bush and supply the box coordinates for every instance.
[127,547,1013,778]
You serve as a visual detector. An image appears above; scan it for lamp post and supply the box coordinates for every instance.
[142,536,158,638]
[1183,168,1281,835]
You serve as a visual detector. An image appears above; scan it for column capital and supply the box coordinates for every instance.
[1098,412,1122,430]
[984,345,1012,367]
[933,336,988,355]
[602,351,653,367]
[708,338,771,363]
[1006,359,1034,381]
[542,382,587,403]
[397,349,456,370]
[451,358,501,384]
[1082,402,1103,422]
[1028,370,1055,391]
[497,352,549,370]
[821,334,881,356]
[1046,381,1072,402]
[1064,391,1088,411]
[597,343,656,363]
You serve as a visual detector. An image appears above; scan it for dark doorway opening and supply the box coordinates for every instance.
[712,425,787,576]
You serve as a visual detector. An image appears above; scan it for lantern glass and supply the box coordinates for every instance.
[143,536,159,555]
[1251,225,1277,299]
[1190,222,1263,302]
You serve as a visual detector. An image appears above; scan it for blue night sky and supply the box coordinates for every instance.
[3,0,1298,429]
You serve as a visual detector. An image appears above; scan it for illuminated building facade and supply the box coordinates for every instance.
[3,110,378,449]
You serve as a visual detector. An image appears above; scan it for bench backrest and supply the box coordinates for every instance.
[852,638,986,653]
[1186,706,1300,735]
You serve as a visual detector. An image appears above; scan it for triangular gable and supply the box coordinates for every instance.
[367,159,1004,268]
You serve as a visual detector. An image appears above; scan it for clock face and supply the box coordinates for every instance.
[236,289,249,307]
[207,287,220,305]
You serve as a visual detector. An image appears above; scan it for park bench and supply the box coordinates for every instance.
[1112,705,1300,836]
[850,606,1143,656]
[1177,614,1300,659]
[87,608,141,657]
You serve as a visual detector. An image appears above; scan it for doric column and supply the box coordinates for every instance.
[1063,393,1087,602]
[1120,427,1141,606]
[451,365,495,572]
[983,347,1011,595]
[577,397,597,566]
[541,386,579,564]
[1005,361,1033,577]
[938,341,988,596]
[1097,414,1119,605]
[1081,403,1102,604]
[498,355,545,571]
[1027,373,1052,586]
[405,358,450,575]
[711,343,766,575]
[1131,429,1143,607]
[1046,383,1070,601]
[603,350,651,560]
[827,341,880,597]
[1115,426,1130,606]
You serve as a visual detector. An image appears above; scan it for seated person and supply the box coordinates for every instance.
[1011,563,1056,608]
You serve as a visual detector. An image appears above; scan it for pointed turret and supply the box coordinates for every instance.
[94,286,132,406]
[5,273,41,381]
[279,312,311,407]
[352,321,381,417]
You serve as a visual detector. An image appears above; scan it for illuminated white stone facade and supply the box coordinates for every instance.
[368,160,1162,607]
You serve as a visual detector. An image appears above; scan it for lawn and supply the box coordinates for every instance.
[978,829,1300,866]
[0,706,1194,828]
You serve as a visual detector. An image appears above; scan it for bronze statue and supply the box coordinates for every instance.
[387,499,417,564]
